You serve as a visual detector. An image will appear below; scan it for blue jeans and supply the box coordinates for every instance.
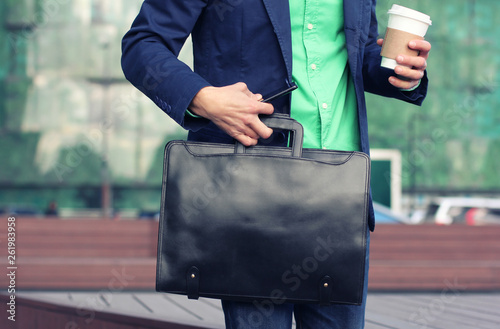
[222,230,370,329]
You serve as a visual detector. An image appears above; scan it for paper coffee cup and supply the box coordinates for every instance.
[380,5,432,69]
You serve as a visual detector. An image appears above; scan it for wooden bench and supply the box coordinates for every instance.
[369,224,500,290]
[1,218,499,291]
[0,217,158,290]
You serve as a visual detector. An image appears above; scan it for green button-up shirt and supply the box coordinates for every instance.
[289,0,360,151]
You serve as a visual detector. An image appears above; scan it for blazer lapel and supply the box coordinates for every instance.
[262,0,293,82]
[343,0,362,78]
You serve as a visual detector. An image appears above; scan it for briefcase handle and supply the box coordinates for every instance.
[235,114,304,157]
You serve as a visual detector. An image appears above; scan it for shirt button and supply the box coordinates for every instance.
[311,64,317,70]
[307,23,314,30]
[322,103,328,109]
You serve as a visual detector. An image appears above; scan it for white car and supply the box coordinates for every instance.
[433,197,500,225]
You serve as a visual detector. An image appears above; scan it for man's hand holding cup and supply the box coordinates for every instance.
[379,5,432,90]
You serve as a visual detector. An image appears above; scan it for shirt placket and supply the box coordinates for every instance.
[303,0,331,149]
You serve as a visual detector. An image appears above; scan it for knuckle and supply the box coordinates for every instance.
[246,102,259,114]
[227,127,241,137]
[235,82,247,90]
[240,114,253,126]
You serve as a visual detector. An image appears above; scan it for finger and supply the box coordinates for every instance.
[395,55,427,70]
[235,102,274,140]
[256,101,274,115]
[394,65,425,81]
[247,101,274,139]
[226,117,261,140]
[224,123,260,143]
[408,39,431,56]
[248,118,273,140]
[241,125,261,140]
[377,38,384,46]
[388,76,420,90]
[234,133,259,147]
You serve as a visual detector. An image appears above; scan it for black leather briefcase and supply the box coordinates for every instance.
[156,114,370,305]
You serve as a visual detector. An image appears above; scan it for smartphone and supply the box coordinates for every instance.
[261,84,298,103]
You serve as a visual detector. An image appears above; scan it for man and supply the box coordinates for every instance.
[122,0,430,327]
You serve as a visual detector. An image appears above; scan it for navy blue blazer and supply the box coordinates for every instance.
[121,0,428,230]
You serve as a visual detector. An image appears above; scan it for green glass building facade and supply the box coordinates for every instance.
[0,0,499,214]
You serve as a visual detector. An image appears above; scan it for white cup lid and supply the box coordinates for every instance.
[388,4,432,26]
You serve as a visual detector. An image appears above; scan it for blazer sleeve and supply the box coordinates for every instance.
[121,0,211,129]
[361,0,428,106]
